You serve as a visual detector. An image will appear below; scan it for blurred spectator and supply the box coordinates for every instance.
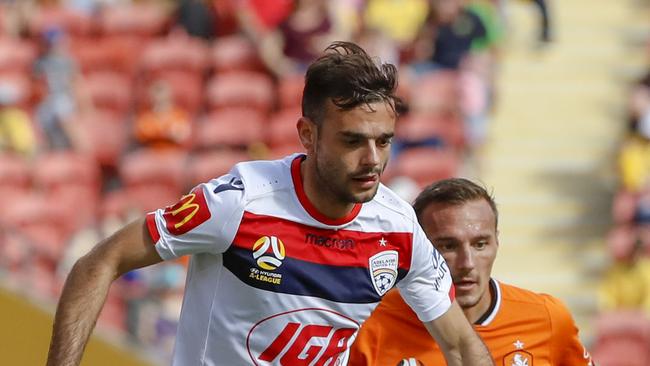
[362,0,429,48]
[133,80,192,150]
[259,0,338,77]
[531,0,552,44]
[413,0,490,71]
[33,27,88,151]
[619,72,650,192]
[175,0,217,40]
[599,236,650,315]
[0,83,37,158]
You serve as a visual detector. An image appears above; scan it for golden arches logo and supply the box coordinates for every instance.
[252,236,286,271]
[170,193,200,229]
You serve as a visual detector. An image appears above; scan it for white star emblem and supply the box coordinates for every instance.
[379,237,387,246]
[513,340,524,350]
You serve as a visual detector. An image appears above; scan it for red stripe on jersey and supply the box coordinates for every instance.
[449,284,456,302]
[232,211,413,270]
[290,155,362,226]
[146,212,160,243]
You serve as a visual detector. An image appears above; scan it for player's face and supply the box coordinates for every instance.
[311,100,395,205]
[421,199,498,312]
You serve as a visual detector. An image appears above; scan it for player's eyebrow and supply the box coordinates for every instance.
[337,131,394,140]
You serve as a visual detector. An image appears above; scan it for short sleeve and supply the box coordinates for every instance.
[396,223,453,322]
[545,295,594,366]
[146,174,246,260]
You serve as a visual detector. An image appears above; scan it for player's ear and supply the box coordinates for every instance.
[297,116,317,152]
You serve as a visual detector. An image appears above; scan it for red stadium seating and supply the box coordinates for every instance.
[591,311,650,366]
[120,149,187,194]
[195,108,265,149]
[137,70,204,116]
[277,74,304,109]
[76,111,128,167]
[0,37,37,74]
[187,150,250,186]
[0,72,33,109]
[71,36,144,75]
[205,71,275,113]
[100,3,169,38]
[267,107,302,149]
[83,71,133,116]
[28,7,93,37]
[32,152,101,234]
[393,147,460,187]
[33,151,100,190]
[141,34,210,75]
[396,112,466,150]
[211,35,263,74]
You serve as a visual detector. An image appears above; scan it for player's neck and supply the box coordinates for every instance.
[463,280,495,324]
[300,158,356,219]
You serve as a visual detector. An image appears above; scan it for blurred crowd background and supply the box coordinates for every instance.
[0,0,648,364]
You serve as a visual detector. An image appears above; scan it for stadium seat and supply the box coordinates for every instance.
[393,147,460,187]
[205,72,275,113]
[591,311,650,366]
[33,151,100,190]
[195,108,265,149]
[0,37,37,74]
[211,34,262,74]
[140,34,210,76]
[83,71,133,116]
[99,3,169,38]
[1,193,69,262]
[277,74,304,109]
[32,152,101,234]
[137,70,204,116]
[76,110,128,167]
[125,184,183,214]
[28,6,93,37]
[71,36,143,75]
[187,150,250,186]
[0,153,31,189]
[0,72,33,109]
[396,113,465,150]
[120,149,187,194]
[267,107,302,150]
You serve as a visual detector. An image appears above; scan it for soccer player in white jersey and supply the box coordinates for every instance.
[47,41,493,366]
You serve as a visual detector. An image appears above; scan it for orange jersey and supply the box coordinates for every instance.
[350,279,593,366]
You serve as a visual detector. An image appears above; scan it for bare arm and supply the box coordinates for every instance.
[46,218,163,366]
[424,301,494,366]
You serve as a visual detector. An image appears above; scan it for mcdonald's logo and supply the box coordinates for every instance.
[163,187,211,235]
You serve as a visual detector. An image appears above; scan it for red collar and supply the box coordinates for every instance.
[290,155,362,226]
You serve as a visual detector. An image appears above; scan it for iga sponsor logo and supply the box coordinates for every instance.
[247,308,358,366]
[163,187,211,235]
[369,250,398,296]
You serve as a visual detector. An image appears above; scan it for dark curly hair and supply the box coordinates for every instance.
[302,41,402,126]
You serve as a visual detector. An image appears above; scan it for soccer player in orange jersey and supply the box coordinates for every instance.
[349,178,594,366]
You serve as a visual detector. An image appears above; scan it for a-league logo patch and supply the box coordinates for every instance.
[369,250,398,296]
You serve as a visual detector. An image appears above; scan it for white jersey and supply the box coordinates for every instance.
[147,154,453,366]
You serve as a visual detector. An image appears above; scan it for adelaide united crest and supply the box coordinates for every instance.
[369,250,398,296]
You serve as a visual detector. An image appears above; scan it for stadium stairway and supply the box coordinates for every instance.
[481,0,649,343]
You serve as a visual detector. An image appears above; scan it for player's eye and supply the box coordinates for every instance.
[474,241,488,250]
